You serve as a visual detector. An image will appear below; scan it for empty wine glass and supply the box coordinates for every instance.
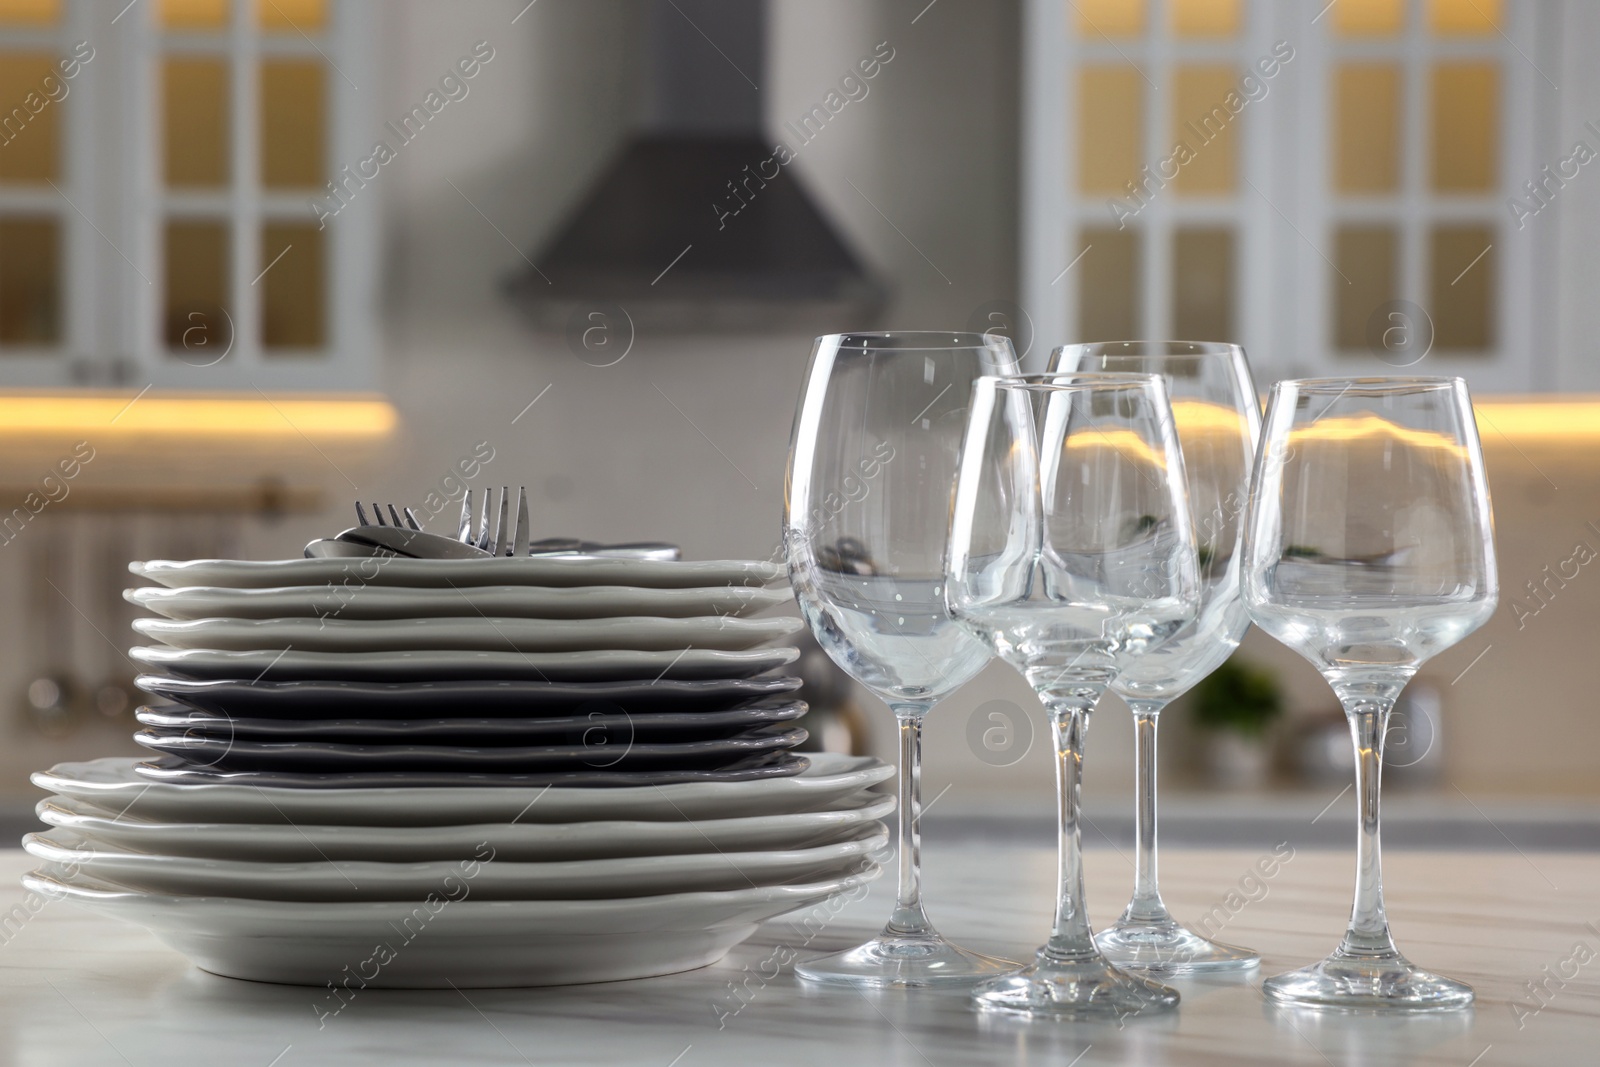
[946,373,1201,1017]
[1242,376,1497,1010]
[784,332,1021,987]
[1052,341,1262,974]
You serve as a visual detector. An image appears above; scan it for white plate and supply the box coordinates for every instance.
[130,644,799,682]
[131,557,783,590]
[133,614,803,653]
[24,825,886,901]
[34,754,894,826]
[37,791,896,862]
[24,865,879,987]
[127,583,792,621]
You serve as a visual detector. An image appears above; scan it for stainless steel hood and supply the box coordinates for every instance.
[507,0,884,331]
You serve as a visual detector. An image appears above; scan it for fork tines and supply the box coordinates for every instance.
[453,486,530,556]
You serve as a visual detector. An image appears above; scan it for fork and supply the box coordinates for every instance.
[351,490,679,560]
[458,487,529,557]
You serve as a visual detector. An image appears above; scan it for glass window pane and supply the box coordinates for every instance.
[1431,63,1497,192]
[164,220,230,351]
[1429,0,1499,34]
[1335,63,1400,193]
[261,60,325,188]
[159,0,228,29]
[257,0,324,32]
[1335,0,1403,36]
[0,0,57,26]
[1078,66,1142,195]
[261,221,324,350]
[1172,0,1239,37]
[1333,225,1398,351]
[1430,225,1494,350]
[1172,65,1239,195]
[164,58,230,188]
[1078,227,1140,341]
[1076,0,1142,37]
[0,216,60,345]
[1174,228,1234,340]
[0,54,62,184]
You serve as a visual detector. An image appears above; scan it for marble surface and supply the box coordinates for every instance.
[1,843,1596,1066]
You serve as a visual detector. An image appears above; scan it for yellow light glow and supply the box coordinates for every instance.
[1065,428,1171,471]
[0,0,57,25]
[1473,399,1600,441]
[0,394,397,439]
[1289,413,1467,456]
[1171,398,1251,437]
[1076,0,1143,37]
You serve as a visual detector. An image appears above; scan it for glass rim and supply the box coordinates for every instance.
[816,330,1013,352]
[1052,340,1244,359]
[981,371,1162,391]
[1272,375,1466,395]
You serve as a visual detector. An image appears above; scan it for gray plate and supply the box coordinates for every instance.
[131,645,799,682]
[135,674,803,718]
[126,583,792,621]
[133,699,806,743]
[133,723,809,772]
[131,557,783,590]
[132,751,810,788]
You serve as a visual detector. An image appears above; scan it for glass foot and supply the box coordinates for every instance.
[1095,917,1259,975]
[795,932,1020,989]
[972,951,1180,1019]
[1263,952,1474,1011]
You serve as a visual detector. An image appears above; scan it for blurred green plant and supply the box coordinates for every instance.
[1192,656,1283,738]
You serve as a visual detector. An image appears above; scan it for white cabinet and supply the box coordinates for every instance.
[1021,0,1568,393]
[0,0,375,392]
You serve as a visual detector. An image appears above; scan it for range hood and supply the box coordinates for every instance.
[507,0,884,330]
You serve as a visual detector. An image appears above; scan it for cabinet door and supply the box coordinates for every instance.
[1022,0,1555,393]
[0,0,375,393]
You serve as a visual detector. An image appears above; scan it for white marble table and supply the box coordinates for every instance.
[1,844,1595,1066]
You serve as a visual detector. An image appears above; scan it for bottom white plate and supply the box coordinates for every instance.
[25,865,879,988]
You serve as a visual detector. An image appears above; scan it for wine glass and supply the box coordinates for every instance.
[1052,341,1262,974]
[1242,376,1497,1010]
[946,373,1201,1017]
[784,331,1022,987]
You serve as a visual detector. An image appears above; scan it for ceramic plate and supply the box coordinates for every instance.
[132,723,808,772]
[23,865,879,987]
[135,674,803,718]
[131,557,783,590]
[133,614,802,654]
[131,645,799,682]
[132,751,808,788]
[127,582,792,621]
[133,699,807,743]
[25,824,886,901]
[35,754,893,825]
[36,790,896,862]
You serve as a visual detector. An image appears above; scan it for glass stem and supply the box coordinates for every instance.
[1125,700,1171,923]
[1337,701,1400,960]
[1041,700,1098,964]
[885,702,933,937]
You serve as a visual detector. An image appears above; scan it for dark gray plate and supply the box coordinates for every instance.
[133,699,807,744]
[132,751,810,788]
[131,645,799,683]
[134,675,803,718]
[133,723,809,772]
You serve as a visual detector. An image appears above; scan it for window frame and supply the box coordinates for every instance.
[0,0,375,391]
[1022,0,1559,392]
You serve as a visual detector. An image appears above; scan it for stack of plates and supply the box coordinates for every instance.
[26,754,891,986]
[23,555,892,986]
[122,555,813,786]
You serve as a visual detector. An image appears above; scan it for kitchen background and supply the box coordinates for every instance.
[0,0,1597,838]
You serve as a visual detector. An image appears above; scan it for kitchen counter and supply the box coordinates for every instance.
[1,844,1595,1066]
